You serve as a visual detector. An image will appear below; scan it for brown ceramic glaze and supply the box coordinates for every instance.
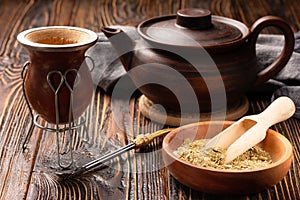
[18,26,97,124]
[102,8,295,113]
[162,121,293,195]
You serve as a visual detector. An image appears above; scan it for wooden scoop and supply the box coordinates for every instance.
[204,96,295,164]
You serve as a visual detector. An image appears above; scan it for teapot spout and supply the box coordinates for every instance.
[101,27,135,71]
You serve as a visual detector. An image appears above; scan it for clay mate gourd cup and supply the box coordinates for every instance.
[17,26,98,124]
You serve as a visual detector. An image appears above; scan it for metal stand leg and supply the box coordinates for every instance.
[21,61,35,152]
[47,70,75,169]
[56,128,74,169]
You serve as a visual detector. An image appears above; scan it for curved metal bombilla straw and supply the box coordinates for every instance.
[56,128,174,179]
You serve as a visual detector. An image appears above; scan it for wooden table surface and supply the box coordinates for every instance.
[0,0,299,199]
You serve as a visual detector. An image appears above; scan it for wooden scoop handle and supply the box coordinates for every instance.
[254,96,296,127]
[224,96,295,164]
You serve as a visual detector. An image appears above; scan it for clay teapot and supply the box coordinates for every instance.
[18,26,97,124]
[102,8,294,114]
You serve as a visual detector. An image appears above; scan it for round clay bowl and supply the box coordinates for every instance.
[162,121,293,195]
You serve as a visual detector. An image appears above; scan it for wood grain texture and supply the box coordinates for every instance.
[186,0,300,33]
[0,0,299,200]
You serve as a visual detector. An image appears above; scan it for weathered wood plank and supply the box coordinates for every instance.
[0,0,299,200]
[0,1,48,199]
[185,0,300,32]
[95,0,182,27]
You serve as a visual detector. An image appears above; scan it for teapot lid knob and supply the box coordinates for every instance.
[176,8,212,29]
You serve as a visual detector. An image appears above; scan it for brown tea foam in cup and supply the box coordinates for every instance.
[24,28,90,45]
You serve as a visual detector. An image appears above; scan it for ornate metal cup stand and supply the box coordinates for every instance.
[17,26,98,170]
[21,61,89,169]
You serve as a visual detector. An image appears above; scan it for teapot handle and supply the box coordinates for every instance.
[250,16,295,86]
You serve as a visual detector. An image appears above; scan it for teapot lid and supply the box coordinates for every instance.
[138,8,247,47]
